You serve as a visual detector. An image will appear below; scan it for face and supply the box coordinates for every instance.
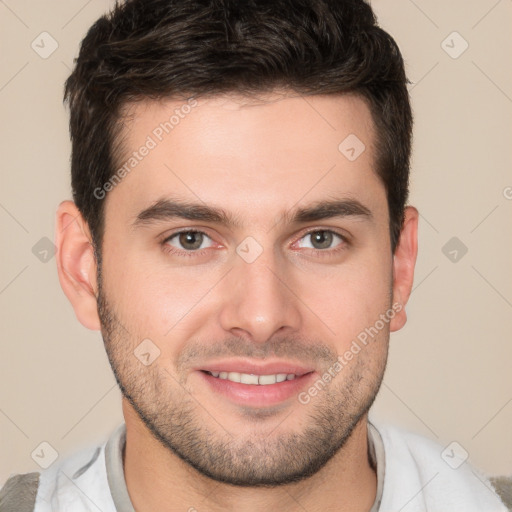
[97,92,395,486]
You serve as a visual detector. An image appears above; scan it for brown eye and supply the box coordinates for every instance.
[297,230,343,250]
[166,231,212,251]
[310,231,333,249]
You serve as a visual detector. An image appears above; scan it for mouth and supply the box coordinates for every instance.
[203,370,302,385]
[195,360,317,408]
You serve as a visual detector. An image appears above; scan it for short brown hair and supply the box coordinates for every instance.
[64,0,412,253]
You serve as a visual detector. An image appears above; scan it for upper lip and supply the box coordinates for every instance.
[196,359,315,377]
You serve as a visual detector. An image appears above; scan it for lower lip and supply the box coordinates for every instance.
[197,371,316,407]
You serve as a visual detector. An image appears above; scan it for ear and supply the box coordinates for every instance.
[389,206,419,332]
[55,200,101,330]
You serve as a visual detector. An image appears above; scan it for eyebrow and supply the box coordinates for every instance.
[132,196,373,229]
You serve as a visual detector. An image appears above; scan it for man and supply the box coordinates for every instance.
[0,0,507,511]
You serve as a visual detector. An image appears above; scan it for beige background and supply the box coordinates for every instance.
[1,0,511,485]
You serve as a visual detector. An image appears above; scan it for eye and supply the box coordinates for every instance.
[296,230,344,250]
[165,231,214,251]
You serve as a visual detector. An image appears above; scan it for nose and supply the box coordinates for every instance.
[218,245,302,343]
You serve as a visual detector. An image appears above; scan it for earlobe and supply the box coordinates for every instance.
[389,206,419,332]
[55,201,101,331]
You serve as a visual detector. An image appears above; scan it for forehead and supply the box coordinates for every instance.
[107,92,387,226]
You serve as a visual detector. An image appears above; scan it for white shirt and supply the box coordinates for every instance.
[20,421,506,511]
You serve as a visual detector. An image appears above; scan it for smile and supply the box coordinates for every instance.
[205,371,298,385]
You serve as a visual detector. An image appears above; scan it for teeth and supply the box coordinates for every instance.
[240,373,259,384]
[228,371,241,383]
[258,374,277,385]
[209,371,296,385]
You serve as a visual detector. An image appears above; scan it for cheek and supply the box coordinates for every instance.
[298,254,392,346]
[101,247,225,338]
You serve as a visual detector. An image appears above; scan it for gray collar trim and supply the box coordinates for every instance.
[105,423,135,512]
[368,420,386,512]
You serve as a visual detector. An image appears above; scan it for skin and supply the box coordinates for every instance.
[56,91,418,512]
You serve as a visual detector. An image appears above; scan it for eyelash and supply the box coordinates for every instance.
[161,230,214,258]
[161,228,350,258]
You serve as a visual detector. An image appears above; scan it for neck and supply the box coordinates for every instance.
[122,401,377,512]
